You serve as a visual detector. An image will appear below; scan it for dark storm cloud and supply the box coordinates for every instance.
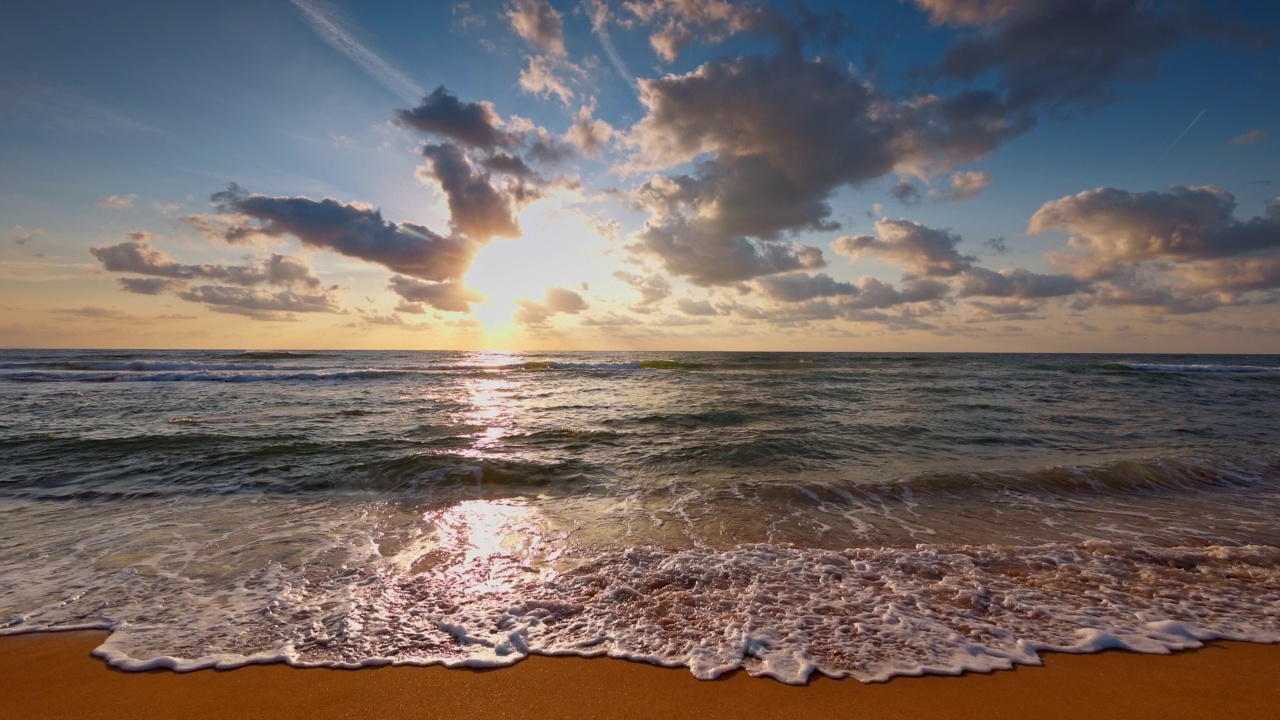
[387,275,484,313]
[1030,186,1280,279]
[395,86,516,151]
[209,184,477,282]
[831,219,975,278]
[420,143,523,241]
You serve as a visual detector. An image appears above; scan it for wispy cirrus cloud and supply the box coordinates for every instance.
[288,0,424,104]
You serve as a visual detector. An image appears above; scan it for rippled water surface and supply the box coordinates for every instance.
[2,350,1279,682]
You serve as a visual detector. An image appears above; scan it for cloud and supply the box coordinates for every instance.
[395,301,427,314]
[565,99,616,159]
[753,272,858,302]
[289,0,424,103]
[514,286,589,325]
[1174,257,1280,295]
[955,266,1087,298]
[98,194,136,210]
[395,86,517,151]
[621,47,1034,285]
[49,306,148,323]
[543,286,589,313]
[913,0,1020,26]
[923,0,1210,111]
[674,297,719,316]
[579,312,640,327]
[506,0,566,56]
[208,184,478,282]
[942,170,990,201]
[1231,129,1268,145]
[1030,186,1280,279]
[518,55,583,105]
[387,275,484,313]
[12,226,45,245]
[90,240,323,288]
[584,0,635,88]
[832,219,975,277]
[481,152,539,180]
[117,277,189,295]
[891,180,921,206]
[179,285,341,321]
[420,143,524,241]
[613,270,671,305]
[623,0,755,64]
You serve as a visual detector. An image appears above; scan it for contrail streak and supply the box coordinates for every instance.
[1161,108,1206,159]
[582,0,637,95]
[289,0,424,104]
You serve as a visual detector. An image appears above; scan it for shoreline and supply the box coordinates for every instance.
[3,632,1278,720]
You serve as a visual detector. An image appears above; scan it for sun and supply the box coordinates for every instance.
[464,199,616,330]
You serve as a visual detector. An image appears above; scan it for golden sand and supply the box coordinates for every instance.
[2,631,1278,720]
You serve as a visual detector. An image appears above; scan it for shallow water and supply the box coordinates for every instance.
[2,350,1278,682]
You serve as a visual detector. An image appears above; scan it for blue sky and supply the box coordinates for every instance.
[2,0,1278,350]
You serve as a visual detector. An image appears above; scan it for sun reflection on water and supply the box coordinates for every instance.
[408,499,558,594]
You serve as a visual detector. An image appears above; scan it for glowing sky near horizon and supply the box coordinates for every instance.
[1,0,1278,351]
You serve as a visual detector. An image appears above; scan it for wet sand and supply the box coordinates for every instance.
[2,631,1278,720]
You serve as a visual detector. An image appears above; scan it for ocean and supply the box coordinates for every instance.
[1,349,1278,683]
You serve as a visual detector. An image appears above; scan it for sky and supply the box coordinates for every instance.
[1,0,1278,352]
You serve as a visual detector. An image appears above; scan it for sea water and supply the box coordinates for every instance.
[1,350,1278,683]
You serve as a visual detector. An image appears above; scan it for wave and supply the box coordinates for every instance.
[7,538,1278,683]
[1107,362,1279,373]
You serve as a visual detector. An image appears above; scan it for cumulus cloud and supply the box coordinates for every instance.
[208,184,478,281]
[623,0,755,64]
[98,194,136,210]
[565,99,615,158]
[420,143,523,241]
[621,47,1034,285]
[395,86,516,150]
[955,266,1087,298]
[387,275,484,313]
[942,170,991,201]
[506,0,566,56]
[754,272,858,302]
[518,55,583,105]
[832,219,974,277]
[1030,186,1280,279]
[1231,129,1268,145]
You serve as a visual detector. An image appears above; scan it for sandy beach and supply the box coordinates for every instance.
[2,632,1277,720]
